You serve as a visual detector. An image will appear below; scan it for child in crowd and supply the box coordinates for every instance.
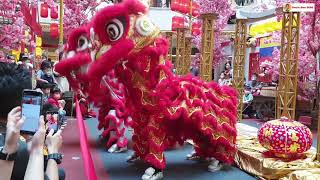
[247,73,261,95]
[243,86,254,118]
[218,72,232,86]
[218,72,226,86]
[47,87,66,118]
[37,60,56,85]
[36,82,53,104]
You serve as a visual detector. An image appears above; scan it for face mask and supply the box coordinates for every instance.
[53,93,61,100]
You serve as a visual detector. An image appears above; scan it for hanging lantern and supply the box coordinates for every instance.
[172,16,178,30]
[24,30,29,37]
[36,36,42,47]
[50,5,58,19]
[177,0,183,13]
[192,2,200,17]
[172,16,181,30]
[40,3,49,18]
[50,23,59,39]
[177,0,188,14]
[35,47,42,57]
[181,0,189,14]
[170,0,180,11]
[192,22,201,36]
[178,17,184,28]
[172,16,185,30]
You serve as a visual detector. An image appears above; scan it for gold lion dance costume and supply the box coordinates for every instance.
[55,0,238,179]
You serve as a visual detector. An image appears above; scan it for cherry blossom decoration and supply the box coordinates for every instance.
[192,0,235,68]
[268,0,320,100]
[63,0,98,38]
[0,0,25,51]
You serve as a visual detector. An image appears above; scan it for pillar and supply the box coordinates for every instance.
[183,36,192,75]
[232,19,247,121]
[276,12,300,120]
[176,28,186,75]
[165,31,174,61]
[200,14,216,81]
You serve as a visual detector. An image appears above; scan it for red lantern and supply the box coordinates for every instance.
[258,118,313,159]
[50,23,59,39]
[172,16,185,30]
[50,5,58,19]
[180,0,189,14]
[178,17,184,28]
[192,22,201,36]
[178,0,188,14]
[172,16,181,30]
[170,0,180,11]
[172,16,178,30]
[40,3,49,18]
[192,2,200,17]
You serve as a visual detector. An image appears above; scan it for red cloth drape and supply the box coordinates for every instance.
[75,99,98,180]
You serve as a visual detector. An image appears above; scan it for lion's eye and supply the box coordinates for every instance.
[77,36,88,51]
[106,18,124,41]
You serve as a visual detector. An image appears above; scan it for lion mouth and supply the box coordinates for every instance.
[94,45,111,61]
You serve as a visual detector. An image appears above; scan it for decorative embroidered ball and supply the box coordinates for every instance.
[257,117,313,158]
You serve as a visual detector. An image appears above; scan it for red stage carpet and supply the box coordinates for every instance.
[60,117,258,180]
[60,118,109,180]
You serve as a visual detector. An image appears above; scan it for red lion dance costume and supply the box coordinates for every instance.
[55,0,238,179]
[55,25,131,153]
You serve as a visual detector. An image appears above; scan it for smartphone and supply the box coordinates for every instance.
[21,90,43,134]
[45,111,60,133]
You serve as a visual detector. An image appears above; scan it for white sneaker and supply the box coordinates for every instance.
[150,171,163,180]
[208,158,223,172]
[186,151,201,161]
[141,167,163,180]
[108,144,118,153]
[126,153,140,163]
[115,146,128,153]
[186,140,195,145]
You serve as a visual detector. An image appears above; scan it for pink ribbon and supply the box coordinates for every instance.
[75,98,98,180]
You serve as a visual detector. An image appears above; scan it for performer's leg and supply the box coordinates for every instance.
[142,117,166,180]
[107,109,128,153]
[129,114,150,162]
[192,130,236,172]
[114,122,128,153]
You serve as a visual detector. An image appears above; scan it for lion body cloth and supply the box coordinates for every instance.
[55,0,238,179]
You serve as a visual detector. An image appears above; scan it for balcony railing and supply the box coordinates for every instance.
[234,0,255,6]
[150,0,170,8]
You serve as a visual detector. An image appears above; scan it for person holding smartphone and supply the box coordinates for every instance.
[0,62,65,180]
[0,62,32,180]
[24,116,63,180]
[0,107,25,180]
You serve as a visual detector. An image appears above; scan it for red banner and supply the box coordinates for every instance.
[21,2,42,36]
[248,52,259,80]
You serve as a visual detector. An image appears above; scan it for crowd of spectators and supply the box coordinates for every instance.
[0,58,66,180]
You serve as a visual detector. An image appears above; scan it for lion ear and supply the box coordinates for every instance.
[123,0,148,15]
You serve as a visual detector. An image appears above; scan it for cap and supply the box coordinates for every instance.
[51,86,61,93]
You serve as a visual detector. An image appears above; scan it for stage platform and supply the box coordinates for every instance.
[60,117,320,179]
[236,123,320,180]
